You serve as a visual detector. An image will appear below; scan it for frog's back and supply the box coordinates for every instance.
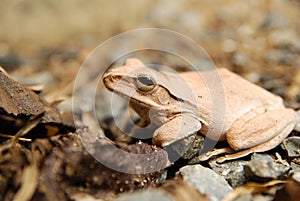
[179,68,284,139]
[216,68,283,108]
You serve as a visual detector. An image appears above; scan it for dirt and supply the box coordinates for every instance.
[1,1,300,201]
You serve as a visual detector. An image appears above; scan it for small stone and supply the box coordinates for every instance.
[115,189,173,201]
[244,72,260,83]
[265,49,295,66]
[292,171,300,183]
[231,53,250,67]
[179,164,232,201]
[223,39,237,53]
[268,29,300,51]
[12,71,54,88]
[261,13,290,29]
[291,161,300,168]
[115,178,208,201]
[245,153,290,181]
[0,51,21,68]
[168,134,205,160]
[72,193,108,201]
[209,159,248,187]
[294,111,300,132]
[281,136,300,157]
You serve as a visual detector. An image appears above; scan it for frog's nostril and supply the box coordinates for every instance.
[106,74,121,83]
[105,69,113,74]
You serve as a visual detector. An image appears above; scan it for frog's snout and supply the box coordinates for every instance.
[103,72,121,85]
[103,69,113,79]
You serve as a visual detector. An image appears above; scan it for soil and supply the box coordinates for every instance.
[1,1,300,201]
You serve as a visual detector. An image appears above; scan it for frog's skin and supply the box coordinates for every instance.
[103,58,297,161]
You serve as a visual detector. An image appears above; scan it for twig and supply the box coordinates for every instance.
[0,133,32,142]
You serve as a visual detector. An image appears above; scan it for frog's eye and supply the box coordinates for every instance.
[136,74,157,92]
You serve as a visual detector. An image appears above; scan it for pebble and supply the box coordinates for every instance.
[223,39,237,53]
[209,159,248,187]
[168,134,205,160]
[0,51,21,69]
[115,189,173,201]
[294,111,300,132]
[231,53,250,67]
[292,171,300,183]
[268,29,300,50]
[72,193,106,201]
[261,13,290,29]
[245,153,290,181]
[11,71,54,87]
[265,49,296,66]
[114,178,208,201]
[281,136,300,157]
[179,164,232,201]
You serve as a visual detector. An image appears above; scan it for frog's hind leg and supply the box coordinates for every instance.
[217,126,289,163]
[218,109,297,163]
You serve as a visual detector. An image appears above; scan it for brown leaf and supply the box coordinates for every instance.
[0,68,46,116]
[0,68,74,136]
[223,180,286,201]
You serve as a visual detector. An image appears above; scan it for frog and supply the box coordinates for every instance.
[102,58,298,162]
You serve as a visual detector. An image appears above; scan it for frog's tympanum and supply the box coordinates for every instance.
[103,58,297,161]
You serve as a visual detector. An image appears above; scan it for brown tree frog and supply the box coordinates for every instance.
[103,58,298,162]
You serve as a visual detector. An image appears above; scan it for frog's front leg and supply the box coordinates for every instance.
[218,108,297,162]
[152,114,202,147]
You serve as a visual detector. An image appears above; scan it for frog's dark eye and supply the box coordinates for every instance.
[136,74,157,92]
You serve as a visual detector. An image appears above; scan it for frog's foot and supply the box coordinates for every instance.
[226,108,296,150]
[152,115,201,147]
[217,123,293,163]
[217,109,297,163]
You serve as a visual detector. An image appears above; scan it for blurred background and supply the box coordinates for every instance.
[1,2,300,200]
[1,0,300,105]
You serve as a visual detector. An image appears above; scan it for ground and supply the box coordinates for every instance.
[0,1,300,200]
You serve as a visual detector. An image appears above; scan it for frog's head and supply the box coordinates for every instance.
[103,58,198,115]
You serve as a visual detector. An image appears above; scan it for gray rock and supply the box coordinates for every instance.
[245,153,290,181]
[209,159,248,187]
[292,171,300,183]
[231,53,250,67]
[261,13,290,29]
[281,136,300,157]
[169,134,205,160]
[114,178,208,201]
[115,189,173,201]
[265,48,297,66]
[11,71,54,87]
[179,164,232,201]
[291,161,300,171]
[295,110,300,132]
